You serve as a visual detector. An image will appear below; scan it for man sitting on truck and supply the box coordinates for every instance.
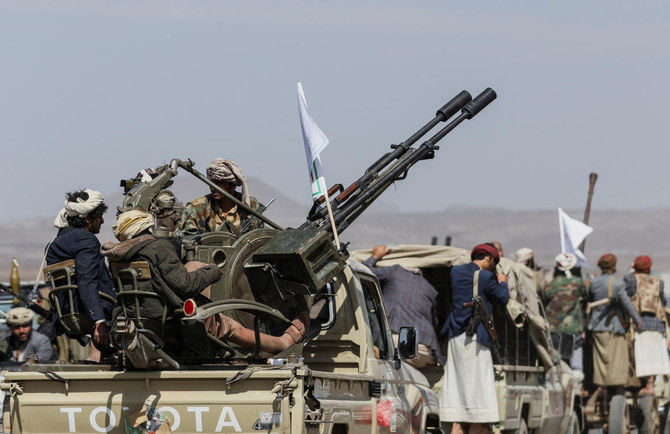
[102,210,307,358]
[440,243,509,434]
[362,245,444,368]
[179,158,261,235]
[46,189,116,363]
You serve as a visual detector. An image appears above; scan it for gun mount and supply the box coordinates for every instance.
[114,88,497,364]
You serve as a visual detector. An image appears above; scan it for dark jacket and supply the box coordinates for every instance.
[101,235,222,321]
[442,262,509,348]
[46,226,116,324]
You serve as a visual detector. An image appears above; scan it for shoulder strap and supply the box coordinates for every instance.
[607,276,615,299]
[473,269,481,298]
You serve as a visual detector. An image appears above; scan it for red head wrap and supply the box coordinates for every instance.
[633,255,652,273]
[597,253,617,271]
[471,243,500,263]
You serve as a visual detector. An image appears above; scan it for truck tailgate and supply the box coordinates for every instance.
[2,367,298,433]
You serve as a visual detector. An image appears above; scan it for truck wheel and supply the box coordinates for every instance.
[608,394,628,434]
[637,394,658,434]
[566,411,580,434]
[663,404,670,434]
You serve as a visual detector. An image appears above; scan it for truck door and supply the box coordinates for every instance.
[360,277,417,433]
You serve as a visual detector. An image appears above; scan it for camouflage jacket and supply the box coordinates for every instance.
[179,193,261,235]
[540,275,589,333]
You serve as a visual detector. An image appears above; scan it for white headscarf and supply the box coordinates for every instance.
[555,253,577,278]
[53,189,105,228]
[113,210,155,242]
[206,158,250,206]
[515,247,534,264]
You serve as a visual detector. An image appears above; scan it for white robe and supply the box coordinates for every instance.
[440,332,500,423]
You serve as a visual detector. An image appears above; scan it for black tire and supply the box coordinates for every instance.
[566,411,580,434]
[637,394,658,434]
[608,394,628,434]
[663,404,670,434]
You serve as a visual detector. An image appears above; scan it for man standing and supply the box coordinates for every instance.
[587,253,642,389]
[624,255,669,395]
[440,243,509,434]
[180,158,261,235]
[540,253,588,371]
[362,245,443,368]
[1,307,55,363]
[515,247,546,291]
[47,189,116,362]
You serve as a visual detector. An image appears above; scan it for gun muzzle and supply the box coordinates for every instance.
[462,88,497,119]
[436,90,472,121]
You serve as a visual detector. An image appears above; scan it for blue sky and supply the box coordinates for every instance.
[1,1,669,223]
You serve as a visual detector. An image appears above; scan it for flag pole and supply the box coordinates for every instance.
[321,187,341,249]
[297,82,340,248]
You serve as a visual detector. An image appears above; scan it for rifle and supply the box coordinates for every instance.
[0,282,51,319]
[240,197,275,233]
[299,88,497,237]
[119,159,284,231]
[464,295,503,364]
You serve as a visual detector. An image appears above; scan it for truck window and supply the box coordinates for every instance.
[360,278,390,359]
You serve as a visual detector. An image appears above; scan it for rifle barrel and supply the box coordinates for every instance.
[176,160,284,231]
[0,283,50,318]
[579,172,598,252]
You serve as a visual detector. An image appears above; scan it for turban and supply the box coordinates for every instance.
[6,307,34,326]
[515,247,534,264]
[597,253,617,271]
[555,253,577,278]
[206,158,250,206]
[53,189,105,229]
[633,255,652,273]
[113,210,155,242]
[471,243,500,263]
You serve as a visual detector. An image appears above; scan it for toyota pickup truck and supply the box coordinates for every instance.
[1,254,441,433]
[1,88,497,433]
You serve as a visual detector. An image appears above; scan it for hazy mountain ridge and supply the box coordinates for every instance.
[2,178,669,281]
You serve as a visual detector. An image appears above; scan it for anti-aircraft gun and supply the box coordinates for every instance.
[113,88,497,366]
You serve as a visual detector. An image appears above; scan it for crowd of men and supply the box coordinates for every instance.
[362,243,668,434]
[1,157,667,434]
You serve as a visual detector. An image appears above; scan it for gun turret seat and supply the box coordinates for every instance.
[44,259,115,338]
[110,261,234,360]
[110,261,183,348]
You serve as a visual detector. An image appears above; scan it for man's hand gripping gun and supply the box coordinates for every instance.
[464,296,503,364]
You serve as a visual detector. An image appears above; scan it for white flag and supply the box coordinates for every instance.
[558,207,593,266]
[297,82,329,202]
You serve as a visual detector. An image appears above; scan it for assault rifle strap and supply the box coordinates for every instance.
[464,270,482,337]
[607,276,615,299]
